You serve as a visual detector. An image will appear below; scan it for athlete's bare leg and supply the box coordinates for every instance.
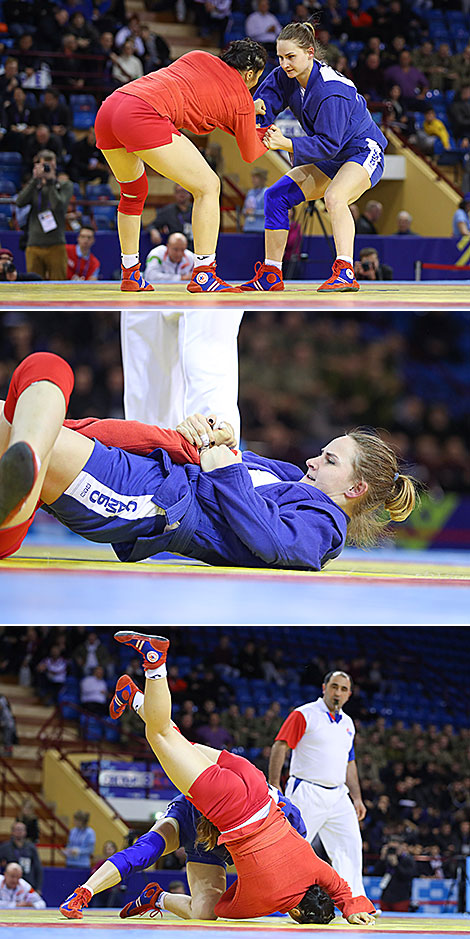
[323,162,371,258]
[161,861,225,920]
[264,163,330,263]
[101,137,221,255]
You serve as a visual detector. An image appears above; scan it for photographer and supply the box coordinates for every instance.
[374,840,417,912]
[0,248,42,282]
[15,150,73,281]
[354,247,393,282]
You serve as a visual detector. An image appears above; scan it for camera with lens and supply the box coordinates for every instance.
[0,259,17,281]
[43,162,51,173]
[361,261,371,271]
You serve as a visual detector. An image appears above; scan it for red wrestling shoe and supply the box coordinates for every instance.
[121,262,154,292]
[120,881,164,919]
[0,441,39,527]
[187,263,241,293]
[114,632,169,670]
[317,260,359,292]
[109,674,139,719]
[60,886,92,920]
[239,261,284,291]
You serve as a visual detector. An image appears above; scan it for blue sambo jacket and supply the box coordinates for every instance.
[113,449,349,571]
[257,60,387,166]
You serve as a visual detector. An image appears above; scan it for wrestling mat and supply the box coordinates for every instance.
[1,280,469,311]
[1,537,469,623]
[0,910,469,938]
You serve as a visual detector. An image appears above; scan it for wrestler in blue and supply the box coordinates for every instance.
[60,786,307,919]
[0,354,417,568]
[239,21,387,294]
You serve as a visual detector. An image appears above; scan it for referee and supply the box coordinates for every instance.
[268,670,367,897]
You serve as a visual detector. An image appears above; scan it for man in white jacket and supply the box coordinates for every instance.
[0,863,46,909]
[144,233,194,284]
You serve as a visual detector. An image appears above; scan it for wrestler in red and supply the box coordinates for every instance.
[101,631,377,924]
[94,42,269,293]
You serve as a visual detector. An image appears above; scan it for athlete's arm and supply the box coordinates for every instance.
[64,418,201,464]
[83,819,179,897]
[311,854,376,920]
[255,68,289,125]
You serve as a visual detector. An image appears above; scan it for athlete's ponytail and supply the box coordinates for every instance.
[220,39,268,74]
[195,814,220,852]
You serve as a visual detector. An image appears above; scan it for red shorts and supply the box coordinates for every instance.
[187,750,270,833]
[95,90,181,152]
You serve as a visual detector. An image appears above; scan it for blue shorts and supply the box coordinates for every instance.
[46,439,166,545]
[314,138,385,188]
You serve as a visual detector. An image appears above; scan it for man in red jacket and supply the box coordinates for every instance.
[66,226,100,281]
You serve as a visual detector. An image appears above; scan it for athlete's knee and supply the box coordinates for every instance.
[191,167,220,199]
[323,185,346,213]
[4,353,74,424]
[264,176,305,230]
[118,171,148,216]
[190,897,219,920]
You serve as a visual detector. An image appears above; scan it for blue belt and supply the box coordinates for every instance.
[291,777,338,792]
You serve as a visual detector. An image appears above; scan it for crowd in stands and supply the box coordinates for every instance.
[0,1,469,279]
[0,307,469,491]
[0,625,469,888]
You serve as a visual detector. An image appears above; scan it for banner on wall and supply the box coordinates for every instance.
[394,494,470,550]
[81,759,178,799]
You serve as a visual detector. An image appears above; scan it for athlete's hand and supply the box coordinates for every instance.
[263,125,293,153]
[353,798,367,821]
[200,445,242,472]
[254,98,266,116]
[347,912,376,925]
[176,414,237,450]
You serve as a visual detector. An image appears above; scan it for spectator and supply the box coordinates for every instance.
[0,58,19,101]
[237,640,263,679]
[196,712,234,749]
[416,106,450,155]
[245,0,282,55]
[321,0,343,37]
[0,863,46,909]
[374,840,416,912]
[38,7,70,53]
[243,168,268,232]
[111,38,144,85]
[95,31,115,90]
[74,631,109,676]
[384,50,428,107]
[55,34,85,91]
[64,811,96,869]
[429,43,457,94]
[0,248,42,283]
[355,200,383,235]
[36,642,68,703]
[80,665,109,716]
[68,11,99,52]
[449,85,470,143]
[412,40,436,86]
[354,247,393,281]
[140,25,171,73]
[66,226,101,281]
[69,127,109,185]
[33,88,74,156]
[143,232,194,283]
[315,28,340,67]
[24,126,63,173]
[394,210,418,235]
[147,184,193,248]
[452,44,470,93]
[15,33,41,77]
[16,800,40,845]
[383,84,416,139]
[452,194,470,237]
[1,87,36,156]
[0,823,43,891]
[354,52,387,101]
[193,0,232,49]
[341,0,373,42]
[0,694,17,755]
[115,14,146,57]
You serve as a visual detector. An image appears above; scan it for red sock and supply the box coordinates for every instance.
[64,418,201,465]
[4,353,74,424]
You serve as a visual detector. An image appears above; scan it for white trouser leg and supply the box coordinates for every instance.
[284,779,330,844]
[317,789,366,897]
[178,310,243,444]
[121,309,184,425]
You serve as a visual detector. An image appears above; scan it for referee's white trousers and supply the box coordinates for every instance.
[120,309,243,443]
[284,778,366,897]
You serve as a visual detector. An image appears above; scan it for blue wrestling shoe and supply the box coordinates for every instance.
[187,262,241,293]
[109,674,139,719]
[114,632,170,670]
[239,261,284,291]
[60,886,92,919]
[120,881,164,919]
[317,260,359,292]
[121,262,154,292]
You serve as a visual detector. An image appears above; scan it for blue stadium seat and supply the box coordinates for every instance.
[70,94,97,129]
[0,179,17,196]
[93,205,115,229]
[0,212,11,230]
[85,183,114,201]
[0,152,22,189]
